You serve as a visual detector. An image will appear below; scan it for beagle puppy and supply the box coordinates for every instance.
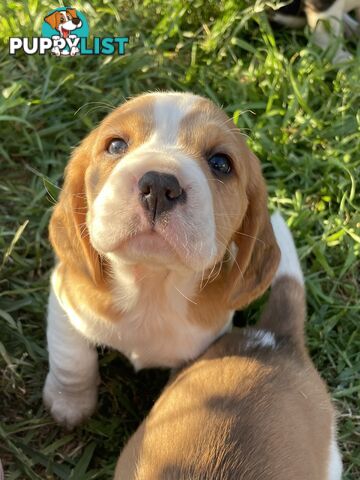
[43,92,280,429]
[271,0,360,62]
[115,213,342,480]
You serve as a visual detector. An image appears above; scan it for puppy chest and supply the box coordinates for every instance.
[103,299,216,370]
[59,286,216,370]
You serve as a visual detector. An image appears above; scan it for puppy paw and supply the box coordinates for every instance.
[43,372,98,429]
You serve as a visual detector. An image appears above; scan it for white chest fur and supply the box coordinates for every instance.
[51,266,228,369]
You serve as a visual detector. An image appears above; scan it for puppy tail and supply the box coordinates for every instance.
[258,212,306,349]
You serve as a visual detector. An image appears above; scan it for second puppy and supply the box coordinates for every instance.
[115,213,342,480]
[271,0,360,62]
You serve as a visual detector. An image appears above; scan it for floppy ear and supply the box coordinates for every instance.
[225,157,280,310]
[44,12,59,30]
[66,8,77,19]
[49,129,103,285]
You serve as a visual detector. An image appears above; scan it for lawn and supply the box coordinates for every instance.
[0,1,359,478]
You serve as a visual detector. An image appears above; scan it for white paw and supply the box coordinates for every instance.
[43,372,98,429]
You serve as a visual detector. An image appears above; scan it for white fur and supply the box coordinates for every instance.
[271,212,304,285]
[327,421,343,480]
[272,13,307,28]
[43,260,233,427]
[52,265,223,370]
[345,0,360,10]
[43,284,99,427]
[153,92,198,144]
[44,266,231,426]
[245,329,276,350]
[306,0,345,38]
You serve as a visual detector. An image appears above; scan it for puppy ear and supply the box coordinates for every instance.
[225,157,280,310]
[44,12,59,30]
[66,8,77,19]
[49,129,103,285]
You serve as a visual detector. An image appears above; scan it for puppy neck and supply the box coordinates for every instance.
[107,254,200,311]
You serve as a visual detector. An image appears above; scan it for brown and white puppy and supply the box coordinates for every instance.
[115,213,342,480]
[271,0,360,62]
[43,92,280,428]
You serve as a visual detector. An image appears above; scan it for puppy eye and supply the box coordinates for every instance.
[208,154,232,175]
[107,138,128,155]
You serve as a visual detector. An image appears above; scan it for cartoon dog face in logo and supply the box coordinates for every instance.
[44,8,82,39]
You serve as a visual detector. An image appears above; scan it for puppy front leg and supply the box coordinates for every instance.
[43,287,100,429]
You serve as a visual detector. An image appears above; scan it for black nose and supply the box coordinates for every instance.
[72,17,80,25]
[138,171,186,223]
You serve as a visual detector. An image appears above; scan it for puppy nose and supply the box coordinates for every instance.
[138,171,185,222]
[72,17,81,25]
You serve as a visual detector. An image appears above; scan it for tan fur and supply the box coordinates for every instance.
[50,93,279,334]
[114,278,337,480]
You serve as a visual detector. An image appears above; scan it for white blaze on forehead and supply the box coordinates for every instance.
[151,93,199,145]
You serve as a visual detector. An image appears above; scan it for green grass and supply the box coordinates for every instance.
[0,0,359,478]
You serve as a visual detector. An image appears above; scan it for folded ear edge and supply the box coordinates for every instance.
[224,156,281,311]
[227,219,280,310]
[49,135,103,285]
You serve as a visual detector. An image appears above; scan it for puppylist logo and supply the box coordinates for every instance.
[9,6,128,56]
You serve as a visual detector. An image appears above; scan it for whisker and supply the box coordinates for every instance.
[233,231,265,246]
[74,101,116,117]
[216,232,244,281]
[174,286,198,305]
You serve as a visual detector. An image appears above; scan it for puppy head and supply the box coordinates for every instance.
[50,92,279,308]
